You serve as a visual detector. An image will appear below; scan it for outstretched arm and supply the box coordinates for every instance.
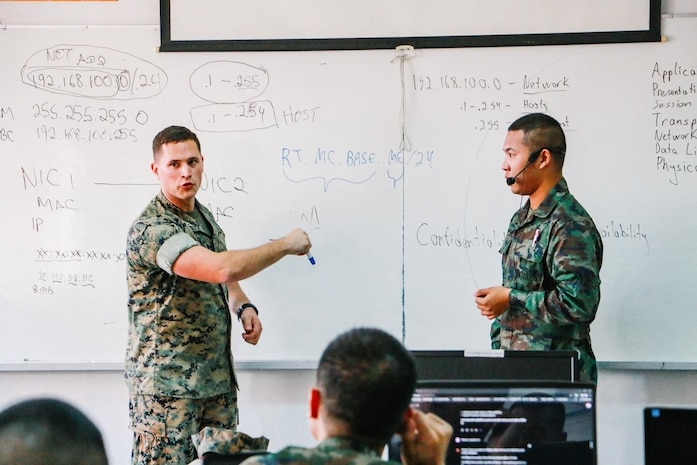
[172,228,311,283]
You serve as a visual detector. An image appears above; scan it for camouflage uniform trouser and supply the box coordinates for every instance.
[129,391,238,465]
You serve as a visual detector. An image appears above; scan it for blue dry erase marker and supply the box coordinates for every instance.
[307,250,316,265]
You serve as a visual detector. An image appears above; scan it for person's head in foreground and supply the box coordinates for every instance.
[0,397,108,465]
[309,327,453,465]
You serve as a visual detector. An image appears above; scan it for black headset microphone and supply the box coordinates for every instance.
[505,149,543,186]
[506,161,532,185]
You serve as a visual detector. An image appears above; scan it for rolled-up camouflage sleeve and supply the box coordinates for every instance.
[157,232,199,275]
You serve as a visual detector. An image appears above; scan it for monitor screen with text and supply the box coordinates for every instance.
[388,380,597,465]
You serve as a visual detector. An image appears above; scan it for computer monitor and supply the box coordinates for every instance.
[644,407,697,465]
[388,380,597,465]
[411,350,580,382]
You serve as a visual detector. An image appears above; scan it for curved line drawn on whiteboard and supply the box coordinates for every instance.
[189,61,269,103]
[462,48,583,290]
[279,145,434,191]
[190,102,279,132]
[387,166,404,187]
[282,169,376,192]
[20,44,168,100]
[189,60,279,132]
[281,146,382,191]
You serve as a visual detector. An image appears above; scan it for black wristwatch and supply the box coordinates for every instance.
[237,303,259,321]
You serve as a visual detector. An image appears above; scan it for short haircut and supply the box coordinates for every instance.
[316,327,417,444]
[152,125,201,160]
[0,397,108,465]
[508,113,566,166]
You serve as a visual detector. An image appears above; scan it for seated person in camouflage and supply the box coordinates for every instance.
[240,327,453,465]
[0,397,109,465]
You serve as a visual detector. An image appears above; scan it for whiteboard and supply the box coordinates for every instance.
[168,0,654,41]
[0,18,695,366]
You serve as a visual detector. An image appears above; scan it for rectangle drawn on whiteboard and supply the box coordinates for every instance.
[161,0,661,51]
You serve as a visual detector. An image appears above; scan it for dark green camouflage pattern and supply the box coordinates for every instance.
[491,178,603,383]
[240,437,398,465]
[125,191,236,397]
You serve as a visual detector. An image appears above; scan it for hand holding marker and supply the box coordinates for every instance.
[269,237,315,265]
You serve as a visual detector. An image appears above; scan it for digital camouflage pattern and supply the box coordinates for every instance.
[491,178,603,383]
[191,426,269,458]
[130,392,238,465]
[240,437,399,465]
[125,191,236,398]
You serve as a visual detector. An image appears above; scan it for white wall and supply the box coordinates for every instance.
[2,2,696,465]
[0,368,316,465]
[2,368,697,465]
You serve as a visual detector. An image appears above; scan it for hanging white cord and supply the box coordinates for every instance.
[390,45,415,344]
[391,45,414,152]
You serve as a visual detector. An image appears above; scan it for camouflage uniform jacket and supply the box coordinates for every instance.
[125,191,235,398]
[240,437,397,465]
[491,177,603,383]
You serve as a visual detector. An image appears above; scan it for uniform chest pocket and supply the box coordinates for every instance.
[501,235,546,288]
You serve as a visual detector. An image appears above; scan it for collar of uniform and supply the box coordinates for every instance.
[315,436,381,457]
[534,177,569,218]
[513,177,570,228]
[155,191,212,221]
[154,191,213,234]
[156,190,189,215]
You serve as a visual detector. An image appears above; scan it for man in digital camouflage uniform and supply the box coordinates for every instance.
[126,125,312,465]
[474,113,603,383]
[239,327,453,465]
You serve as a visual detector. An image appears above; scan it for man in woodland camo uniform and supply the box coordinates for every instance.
[126,125,312,465]
[474,113,603,383]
